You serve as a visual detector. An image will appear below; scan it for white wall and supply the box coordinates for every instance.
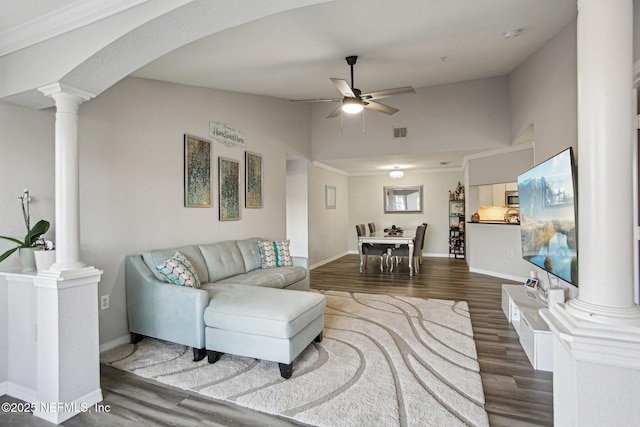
[348,170,463,256]
[286,159,309,257]
[307,164,349,267]
[509,19,578,293]
[311,76,511,162]
[509,20,578,163]
[0,102,55,389]
[73,76,312,345]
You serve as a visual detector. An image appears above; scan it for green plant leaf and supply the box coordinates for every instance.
[0,247,19,263]
[25,220,50,246]
[0,235,25,245]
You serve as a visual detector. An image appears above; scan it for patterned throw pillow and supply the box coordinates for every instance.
[156,251,201,288]
[258,240,293,268]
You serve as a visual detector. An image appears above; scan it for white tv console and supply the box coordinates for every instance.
[501,284,553,372]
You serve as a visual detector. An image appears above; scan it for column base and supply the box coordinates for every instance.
[565,297,640,326]
[541,302,640,371]
[541,304,640,426]
[33,388,103,425]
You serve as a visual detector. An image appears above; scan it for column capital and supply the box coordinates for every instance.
[37,82,95,102]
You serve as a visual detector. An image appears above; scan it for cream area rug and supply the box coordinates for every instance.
[101,291,489,427]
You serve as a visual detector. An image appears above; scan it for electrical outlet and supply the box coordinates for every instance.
[100,295,110,310]
[507,250,514,258]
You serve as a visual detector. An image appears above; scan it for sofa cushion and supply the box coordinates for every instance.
[156,252,201,288]
[203,284,326,339]
[273,266,307,287]
[143,245,209,284]
[236,237,261,272]
[199,241,245,282]
[213,268,285,288]
[258,240,293,268]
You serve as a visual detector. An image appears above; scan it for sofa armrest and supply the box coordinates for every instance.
[125,255,209,349]
[290,256,310,290]
[292,256,308,269]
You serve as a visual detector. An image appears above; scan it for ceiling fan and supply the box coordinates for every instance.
[292,56,415,119]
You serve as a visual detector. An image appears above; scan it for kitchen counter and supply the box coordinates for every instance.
[469,221,520,225]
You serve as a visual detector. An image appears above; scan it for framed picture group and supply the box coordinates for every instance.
[183,134,262,220]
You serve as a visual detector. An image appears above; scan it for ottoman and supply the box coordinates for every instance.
[204,284,326,378]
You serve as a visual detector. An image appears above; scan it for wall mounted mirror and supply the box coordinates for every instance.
[384,185,423,213]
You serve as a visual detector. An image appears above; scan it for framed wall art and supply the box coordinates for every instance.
[245,151,263,208]
[325,185,336,209]
[184,134,212,208]
[218,157,240,220]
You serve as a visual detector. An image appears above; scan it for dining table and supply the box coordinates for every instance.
[358,230,416,275]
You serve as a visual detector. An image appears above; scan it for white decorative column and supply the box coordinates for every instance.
[540,0,640,426]
[39,83,93,271]
[33,83,103,424]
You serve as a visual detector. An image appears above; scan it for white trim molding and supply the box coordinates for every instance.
[0,0,149,57]
[541,304,640,370]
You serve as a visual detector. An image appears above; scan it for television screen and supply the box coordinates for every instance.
[517,148,578,286]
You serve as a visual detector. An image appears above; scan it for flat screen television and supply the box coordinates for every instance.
[517,148,578,287]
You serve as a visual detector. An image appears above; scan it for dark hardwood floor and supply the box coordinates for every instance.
[311,255,553,427]
[0,255,553,426]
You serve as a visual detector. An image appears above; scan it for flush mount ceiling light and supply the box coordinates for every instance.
[342,97,363,114]
[389,166,404,179]
[503,29,522,39]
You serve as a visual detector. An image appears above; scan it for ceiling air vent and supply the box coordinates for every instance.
[393,126,408,139]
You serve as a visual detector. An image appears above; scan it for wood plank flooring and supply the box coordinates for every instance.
[0,255,553,426]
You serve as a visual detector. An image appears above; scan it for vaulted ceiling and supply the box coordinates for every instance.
[2,0,577,172]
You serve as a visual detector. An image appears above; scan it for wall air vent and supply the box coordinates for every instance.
[393,126,408,139]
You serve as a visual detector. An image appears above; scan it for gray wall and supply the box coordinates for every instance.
[348,170,463,256]
[509,20,578,162]
[311,76,511,162]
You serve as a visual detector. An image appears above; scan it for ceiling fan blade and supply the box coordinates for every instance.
[361,86,415,101]
[290,98,340,103]
[330,78,356,98]
[363,100,399,115]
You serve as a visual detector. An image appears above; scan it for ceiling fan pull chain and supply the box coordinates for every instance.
[362,109,365,133]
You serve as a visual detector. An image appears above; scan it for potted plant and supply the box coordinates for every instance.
[0,189,51,272]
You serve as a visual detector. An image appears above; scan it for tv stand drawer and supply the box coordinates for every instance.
[501,284,553,372]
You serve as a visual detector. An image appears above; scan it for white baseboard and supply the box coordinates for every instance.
[310,251,349,270]
[469,267,526,283]
[99,334,131,353]
[0,381,7,396]
[34,387,103,424]
[2,381,36,402]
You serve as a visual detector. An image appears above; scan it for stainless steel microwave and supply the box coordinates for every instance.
[506,191,519,207]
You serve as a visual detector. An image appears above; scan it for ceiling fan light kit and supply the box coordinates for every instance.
[342,97,363,114]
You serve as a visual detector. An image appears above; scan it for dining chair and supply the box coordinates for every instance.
[419,223,428,265]
[356,224,387,271]
[389,224,426,272]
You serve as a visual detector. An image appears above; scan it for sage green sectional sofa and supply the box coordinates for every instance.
[125,237,314,361]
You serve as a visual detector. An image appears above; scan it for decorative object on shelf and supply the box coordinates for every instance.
[325,185,336,209]
[471,212,480,222]
[210,122,246,148]
[449,194,465,259]
[218,157,240,221]
[0,189,51,271]
[389,166,404,179]
[245,151,263,208]
[184,134,212,208]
